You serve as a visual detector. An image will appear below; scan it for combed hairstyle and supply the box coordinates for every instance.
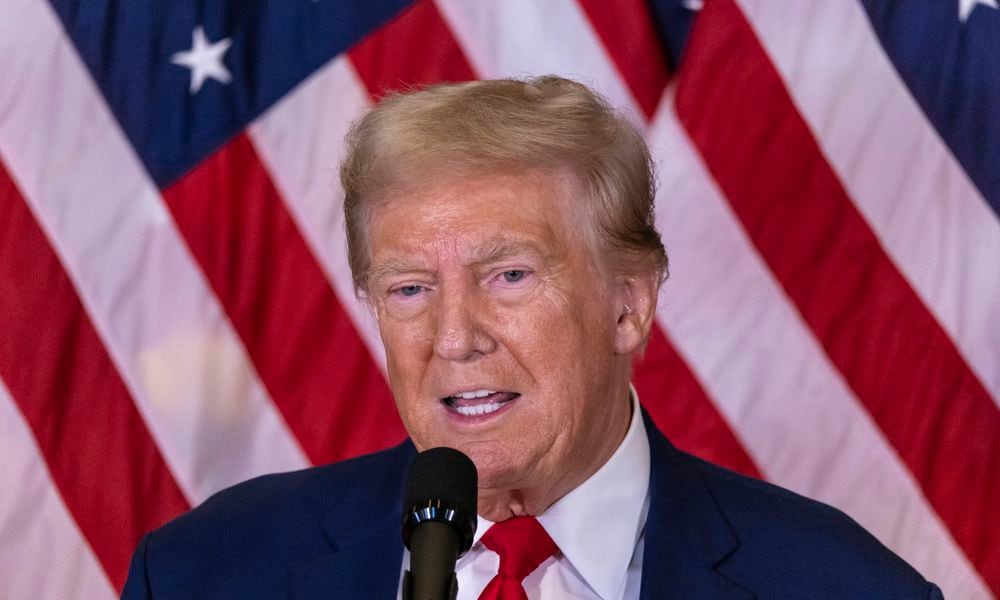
[340,75,668,294]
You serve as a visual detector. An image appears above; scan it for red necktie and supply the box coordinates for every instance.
[477,516,558,600]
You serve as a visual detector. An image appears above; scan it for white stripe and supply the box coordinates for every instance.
[249,57,386,372]
[0,0,308,504]
[649,99,991,600]
[734,0,1000,408]
[0,379,116,600]
[434,0,645,122]
[430,2,990,597]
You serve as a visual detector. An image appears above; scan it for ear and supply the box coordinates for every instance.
[613,271,660,355]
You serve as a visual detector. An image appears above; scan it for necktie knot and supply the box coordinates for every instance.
[477,517,557,599]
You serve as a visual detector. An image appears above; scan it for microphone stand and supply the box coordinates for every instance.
[401,448,477,600]
[401,520,460,599]
[401,501,469,600]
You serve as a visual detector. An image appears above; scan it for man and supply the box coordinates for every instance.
[122,76,942,599]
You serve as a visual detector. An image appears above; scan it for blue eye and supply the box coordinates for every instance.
[398,285,423,297]
[502,270,527,283]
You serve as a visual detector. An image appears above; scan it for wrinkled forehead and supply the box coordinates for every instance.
[368,164,593,228]
[363,167,599,270]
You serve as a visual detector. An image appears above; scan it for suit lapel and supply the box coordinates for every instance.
[639,411,755,600]
[292,442,416,600]
[290,418,757,599]
[293,521,403,599]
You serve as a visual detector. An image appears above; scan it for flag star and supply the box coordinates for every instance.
[683,0,704,10]
[959,0,998,21]
[171,26,233,94]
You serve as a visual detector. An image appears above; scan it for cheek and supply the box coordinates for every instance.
[380,318,434,393]
[494,285,616,387]
[538,282,615,346]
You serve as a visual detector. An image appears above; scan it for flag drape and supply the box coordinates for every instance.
[1,1,997,597]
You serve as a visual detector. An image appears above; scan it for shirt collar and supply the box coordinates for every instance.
[463,387,650,599]
[536,385,650,599]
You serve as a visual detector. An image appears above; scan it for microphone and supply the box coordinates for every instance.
[401,447,478,600]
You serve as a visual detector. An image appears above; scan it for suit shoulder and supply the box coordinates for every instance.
[689,455,857,530]
[162,443,406,537]
[687,454,937,597]
[133,443,411,598]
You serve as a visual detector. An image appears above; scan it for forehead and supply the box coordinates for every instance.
[365,168,591,267]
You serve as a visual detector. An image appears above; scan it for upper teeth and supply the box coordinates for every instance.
[454,389,495,399]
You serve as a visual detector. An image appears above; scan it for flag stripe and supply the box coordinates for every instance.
[0,378,117,600]
[434,0,646,120]
[0,159,190,590]
[249,56,386,372]
[676,0,1000,591]
[0,0,310,506]
[575,0,670,118]
[160,133,406,466]
[350,0,477,98]
[634,325,762,478]
[647,97,991,599]
[858,0,1000,221]
[735,0,1000,410]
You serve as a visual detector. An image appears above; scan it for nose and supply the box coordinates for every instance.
[432,282,496,361]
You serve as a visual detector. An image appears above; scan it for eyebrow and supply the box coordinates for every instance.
[365,260,431,286]
[367,237,551,283]
[466,237,549,269]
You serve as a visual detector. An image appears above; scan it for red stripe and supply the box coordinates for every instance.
[635,324,762,478]
[576,0,671,118]
[676,0,1000,590]
[0,159,190,590]
[161,133,406,465]
[349,0,477,98]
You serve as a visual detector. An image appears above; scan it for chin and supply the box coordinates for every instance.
[461,444,532,491]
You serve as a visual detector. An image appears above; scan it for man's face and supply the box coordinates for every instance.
[366,169,634,510]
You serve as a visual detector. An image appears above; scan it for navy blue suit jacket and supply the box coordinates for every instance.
[122,412,943,598]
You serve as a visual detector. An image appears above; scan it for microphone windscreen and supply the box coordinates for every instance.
[402,447,478,550]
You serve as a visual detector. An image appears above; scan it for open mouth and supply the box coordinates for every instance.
[442,389,520,417]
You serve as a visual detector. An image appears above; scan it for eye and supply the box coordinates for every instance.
[501,270,527,283]
[396,284,424,297]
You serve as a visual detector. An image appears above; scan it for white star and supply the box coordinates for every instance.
[683,0,703,10]
[959,0,998,21]
[171,26,233,94]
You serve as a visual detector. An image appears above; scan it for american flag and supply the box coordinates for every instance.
[0,0,997,597]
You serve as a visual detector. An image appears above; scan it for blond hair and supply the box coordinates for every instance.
[340,75,668,293]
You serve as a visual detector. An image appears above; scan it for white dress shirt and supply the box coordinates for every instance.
[398,388,650,599]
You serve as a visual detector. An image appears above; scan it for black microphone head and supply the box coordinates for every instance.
[402,447,478,554]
